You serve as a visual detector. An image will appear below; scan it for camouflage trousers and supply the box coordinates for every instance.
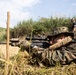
[32,47,76,66]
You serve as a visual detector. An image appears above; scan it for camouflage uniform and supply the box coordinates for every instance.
[32,27,76,66]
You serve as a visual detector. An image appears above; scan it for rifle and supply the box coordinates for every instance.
[33,36,73,51]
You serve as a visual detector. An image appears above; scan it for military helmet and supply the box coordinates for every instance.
[53,27,69,35]
[47,26,74,39]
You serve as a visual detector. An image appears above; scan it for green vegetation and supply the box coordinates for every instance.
[0,27,6,42]
[0,17,75,41]
[10,17,74,38]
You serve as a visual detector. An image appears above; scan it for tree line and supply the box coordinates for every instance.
[10,17,74,38]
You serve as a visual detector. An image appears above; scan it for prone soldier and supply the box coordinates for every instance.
[19,26,76,66]
[31,27,76,66]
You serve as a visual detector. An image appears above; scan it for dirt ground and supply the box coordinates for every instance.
[0,44,20,58]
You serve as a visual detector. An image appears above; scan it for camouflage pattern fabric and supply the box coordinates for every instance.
[32,42,76,66]
[42,48,76,66]
[29,26,76,66]
[66,42,76,56]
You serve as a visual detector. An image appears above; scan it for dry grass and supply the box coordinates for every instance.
[0,44,20,58]
[0,45,76,75]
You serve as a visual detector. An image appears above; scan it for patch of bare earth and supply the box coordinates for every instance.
[0,44,20,58]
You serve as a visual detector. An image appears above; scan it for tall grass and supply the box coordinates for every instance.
[0,50,76,75]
